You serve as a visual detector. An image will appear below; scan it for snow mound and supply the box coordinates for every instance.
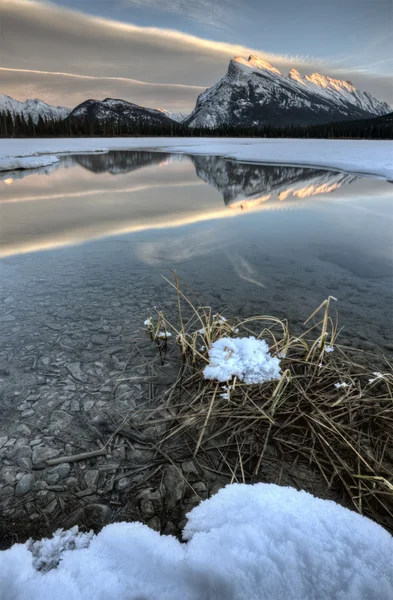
[0,483,392,600]
[203,336,281,383]
[27,526,94,572]
[0,155,59,172]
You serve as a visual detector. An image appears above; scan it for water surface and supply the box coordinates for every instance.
[1,150,392,357]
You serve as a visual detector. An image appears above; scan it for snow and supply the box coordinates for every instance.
[28,527,94,572]
[203,336,281,384]
[157,108,189,123]
[233,55,282,76]
[157,331,172,339]
[187,56,391,128]
[0,138,392,179]
[0,155,59,172]
[1,483,392,600]
[0,94,70,125]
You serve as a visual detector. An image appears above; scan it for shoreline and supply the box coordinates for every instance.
[0,137,392,180]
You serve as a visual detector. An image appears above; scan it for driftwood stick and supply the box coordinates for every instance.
[44,449,107,466]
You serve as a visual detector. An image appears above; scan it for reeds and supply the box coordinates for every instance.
[135,277,393,530]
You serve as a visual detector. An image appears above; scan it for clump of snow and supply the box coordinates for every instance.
[157,331,172,340]
[27,526,94,572]
[220,385,229,399]
[369,371,384,383]
[203,336,281,384]
[334,382,349,389]
[1,483,392,600]
[325,345,334,353]
[213,313,227,325]
[0,155,59,172]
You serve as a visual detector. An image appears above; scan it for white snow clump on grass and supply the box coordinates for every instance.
[203,336,281,384]
[157,331,172,340]
[1,483,392,600]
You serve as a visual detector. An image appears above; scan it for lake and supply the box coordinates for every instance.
[0,150,392,540]
[1,151,392,346]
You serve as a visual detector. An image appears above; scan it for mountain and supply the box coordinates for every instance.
[185,55,392,128]
[0,94,71,124]
[156,109,189,123]
[191,155,357,208]
[67,98,180,130]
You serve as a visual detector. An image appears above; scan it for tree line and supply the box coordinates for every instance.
[1,108,392,139]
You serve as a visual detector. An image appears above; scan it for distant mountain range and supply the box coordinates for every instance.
[0,94,71,125]
[1,56,391,131]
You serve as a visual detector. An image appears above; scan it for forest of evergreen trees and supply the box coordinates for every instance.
[1,108,392,139]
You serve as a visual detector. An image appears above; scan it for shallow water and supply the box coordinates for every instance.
[0,149,392,541]
[1,150,392,352]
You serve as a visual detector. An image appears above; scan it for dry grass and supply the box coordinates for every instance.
[135,276,393,531]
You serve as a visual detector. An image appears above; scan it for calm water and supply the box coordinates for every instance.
[0,151,392,356]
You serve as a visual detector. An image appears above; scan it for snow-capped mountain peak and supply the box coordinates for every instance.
[232,55,282,75]
[156,108,189,123]
[288,68,305,85]
[185,55,392,128]
[0,94,70,124]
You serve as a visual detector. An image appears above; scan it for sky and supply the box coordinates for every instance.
[1,0,392,112]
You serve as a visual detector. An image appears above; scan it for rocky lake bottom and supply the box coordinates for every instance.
[0,151,392,545]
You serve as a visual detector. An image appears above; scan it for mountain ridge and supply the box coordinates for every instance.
[1,57,391,133]
[0,94,71,125]
[185,55,391,128]
[67,97,179,130]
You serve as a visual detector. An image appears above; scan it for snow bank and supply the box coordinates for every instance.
[0,138,391,179]
[1,483,392,600]
[203,336,281,383]
[0,155,59,172]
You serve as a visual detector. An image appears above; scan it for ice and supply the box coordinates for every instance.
[203,336,281,384]
[0,483,392,600]
[0,155,59,172]
[0,138,391,179]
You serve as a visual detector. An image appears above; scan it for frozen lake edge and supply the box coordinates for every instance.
[0,137,392,179]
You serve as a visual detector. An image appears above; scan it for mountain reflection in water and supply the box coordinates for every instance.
[0,150,386,258]
[71,151,357,207]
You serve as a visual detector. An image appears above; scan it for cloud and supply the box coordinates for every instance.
[0,68,204,110]
[123,0,239,31]
[1,0,392,111]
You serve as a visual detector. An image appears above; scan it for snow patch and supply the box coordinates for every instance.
[203,336,281,384]
[0,483,392,600]
[0,155,59,172]
[28,526,94,572]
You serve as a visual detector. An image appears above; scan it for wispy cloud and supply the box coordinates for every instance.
[123,0,239,31]
[2,0,392,109]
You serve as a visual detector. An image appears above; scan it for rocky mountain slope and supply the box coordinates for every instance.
[67,98,179,129]
[157,109,189,123]
[0,94,70,124]
[185,55,391,128]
